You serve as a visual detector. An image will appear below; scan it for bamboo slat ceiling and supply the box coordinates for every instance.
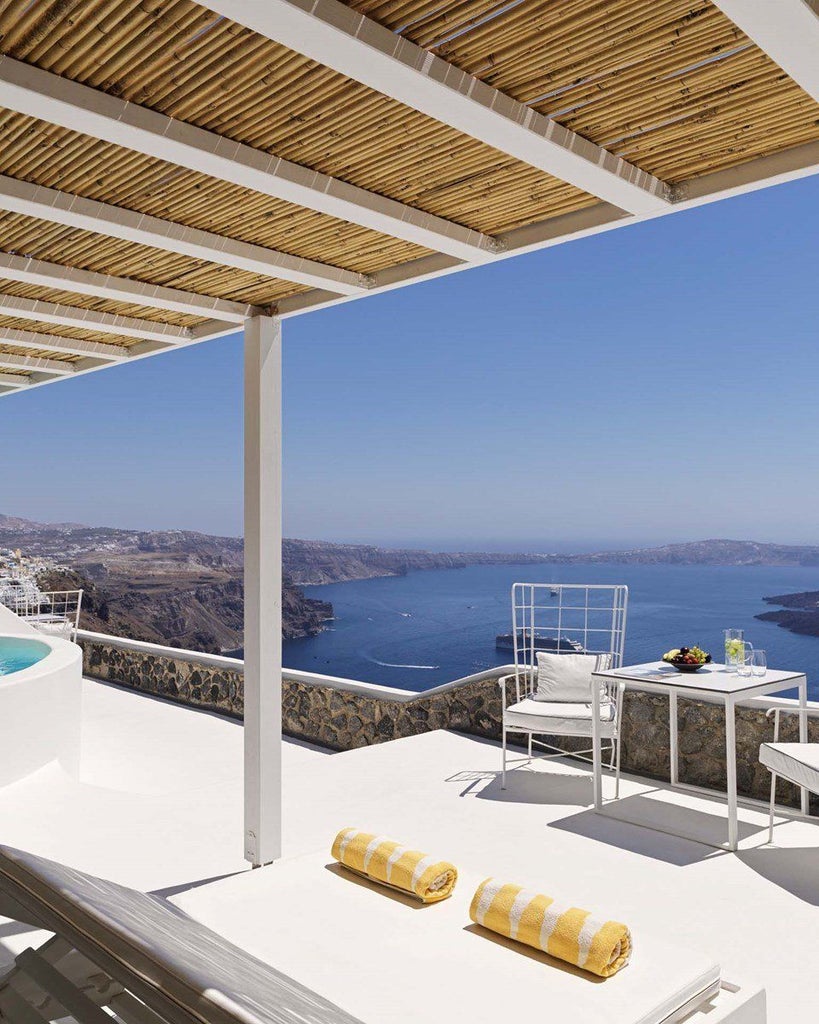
[0,0,817,394]
[345,0,819,182]
[0,209,308,306]
[0,314,142,349]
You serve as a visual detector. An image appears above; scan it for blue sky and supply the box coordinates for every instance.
[3,174,818,551]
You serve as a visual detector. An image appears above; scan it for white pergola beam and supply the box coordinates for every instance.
[243,314,283,867]
[711,0,819,102]
[0,251,258,323]
[277,138,819,317]
[5,137,819,394]
[0,326,129,361]
[0,293,191,343]
[0,351,75,375]
[0,175,369,297]
[207,0,670,216]
[0,55,497,262]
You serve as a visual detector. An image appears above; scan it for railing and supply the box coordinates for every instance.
[2,588,83,642]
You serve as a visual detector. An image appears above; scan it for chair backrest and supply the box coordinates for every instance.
[510,583,628,700]
[0,845,362,1024]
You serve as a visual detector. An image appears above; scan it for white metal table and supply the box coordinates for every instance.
[591,661,809,851]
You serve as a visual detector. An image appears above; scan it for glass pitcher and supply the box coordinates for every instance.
[724,629,746,671]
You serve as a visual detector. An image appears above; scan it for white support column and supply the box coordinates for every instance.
[243,314,283,866]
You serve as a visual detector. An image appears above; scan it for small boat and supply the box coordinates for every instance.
[495,632,583,653]
[550,587,559,596]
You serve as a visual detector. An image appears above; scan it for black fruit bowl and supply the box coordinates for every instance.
[669,661,705,673]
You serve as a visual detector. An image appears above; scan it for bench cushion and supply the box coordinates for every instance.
[759,743,819,794]
[174,854,722,1024]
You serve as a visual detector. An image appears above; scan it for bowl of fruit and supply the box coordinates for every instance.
[662,646,711,673]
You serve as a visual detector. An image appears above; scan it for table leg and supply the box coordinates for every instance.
[592,678,602,810]
[799,677,809,816]
[725,696,738,851]
[669,691,679,787]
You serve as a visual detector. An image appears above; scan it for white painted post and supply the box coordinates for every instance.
[243,314,282,866]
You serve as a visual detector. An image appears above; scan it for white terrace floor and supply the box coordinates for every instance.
[1,678,818,1022]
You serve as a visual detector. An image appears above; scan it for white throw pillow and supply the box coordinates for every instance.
[533,651,607,703]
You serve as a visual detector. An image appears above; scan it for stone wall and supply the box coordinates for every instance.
[80,633,818,810]
[82,636,245,717]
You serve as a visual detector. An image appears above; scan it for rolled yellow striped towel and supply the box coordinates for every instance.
[331,828,457,903]
[469,878,631,978]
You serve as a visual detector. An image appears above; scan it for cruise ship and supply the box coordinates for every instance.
[495,632,584,653]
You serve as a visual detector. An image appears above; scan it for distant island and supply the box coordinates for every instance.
[757,591,819,639]
[564,539,819,568]
[3,513,819,653]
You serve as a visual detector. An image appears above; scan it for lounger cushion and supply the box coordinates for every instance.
[759,742,819,794]
[0,845,361,1024]
[505,697,616,736]
[174,854,722,1024]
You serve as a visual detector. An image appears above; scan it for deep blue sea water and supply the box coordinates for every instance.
[282,563,819,698]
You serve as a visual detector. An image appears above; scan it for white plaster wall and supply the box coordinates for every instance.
[0,635,83,786]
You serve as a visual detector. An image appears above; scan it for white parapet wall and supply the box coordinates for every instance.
[76,629,819,808]
[0,631,83,786]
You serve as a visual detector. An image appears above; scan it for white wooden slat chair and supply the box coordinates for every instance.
[499,584,628,794]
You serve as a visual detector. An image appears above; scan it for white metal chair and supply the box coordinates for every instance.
[499,583,628,794]
[760,706,818,843]
[1,588,83,642]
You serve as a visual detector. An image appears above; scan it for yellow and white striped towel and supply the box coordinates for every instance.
[469,878,632,978]
[331,828,457,903]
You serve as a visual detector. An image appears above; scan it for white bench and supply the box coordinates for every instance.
[0,845,765,1024]
[760,705,818,842]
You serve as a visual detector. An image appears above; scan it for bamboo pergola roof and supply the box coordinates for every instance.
[0,0,818,393]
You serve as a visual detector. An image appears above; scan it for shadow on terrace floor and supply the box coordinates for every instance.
[546,792,757,867]
[446,767,593,806]
[738,841,819,906]
[447,761,774,867]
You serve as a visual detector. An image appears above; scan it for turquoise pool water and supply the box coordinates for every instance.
[0,637,50,676]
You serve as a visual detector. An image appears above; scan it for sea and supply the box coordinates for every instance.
[282,563,819,699]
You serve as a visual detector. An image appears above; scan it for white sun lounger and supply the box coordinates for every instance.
[0,845,765,1024]
[0,845,361,1024]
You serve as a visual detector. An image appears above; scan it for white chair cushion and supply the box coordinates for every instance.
[533,651,604,702]
[759,743,819,794]
[505,698,616,737]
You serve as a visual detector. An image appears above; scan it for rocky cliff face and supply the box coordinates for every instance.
[281,538,550,585]
[9,513,819,654]
[579,539,819,566]
[36,564,330,653]
[282,577,333,639]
